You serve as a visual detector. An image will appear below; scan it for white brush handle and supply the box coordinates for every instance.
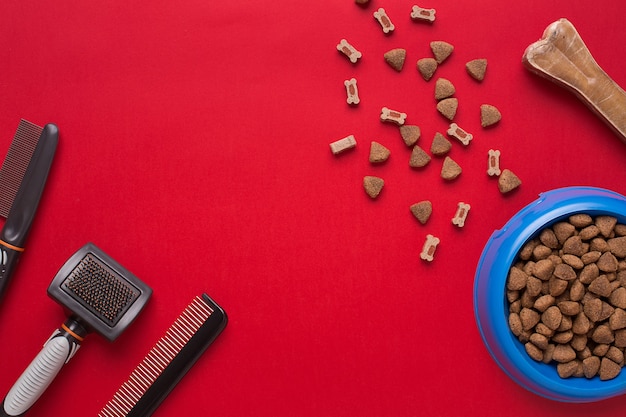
[1,329,80,417]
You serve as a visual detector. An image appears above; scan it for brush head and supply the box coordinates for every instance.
[48,243,152,341]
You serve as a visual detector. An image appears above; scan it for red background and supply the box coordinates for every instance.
[1,1,626,416]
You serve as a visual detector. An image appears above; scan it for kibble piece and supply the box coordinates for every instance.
[417,57,438,81]
[579,225,600,240]
[557,360,579,378]
[573,312,591,334]
[430,41,453,64]
[533,244,552,260]
[598,251,619,272]
[536,323,554,338]
[440,156,462,180]
[579,263,599,284]
[562,254,584,269]
[549,277,568,297]
[520,307,541,330]
[384,48,406,71]
[466,58,487,81]
[509,313,523,337]
[539,228,559,249]
[530,333,549,350]
[554,263,576,281]
[609,287,626,309]
[558,301,581,316]
[553,222,576,244]
[608,237,626,258]
[589,275,613,297]
[410,201,432,225]
[596,216,618,238]
[553,331,573,344]
[507,266,527,291]
[436,98,458,120]
[569,214,593,228]
[590,237,610,252]
[498,169,521,194]
[435,78,455,100]
[609,308,626,330]
[569,279,585,301]
[615,329,626,347]
[533,259,555,280]
[583,356,601,378]
[534,294,556,312]
[526,276,542,297]
[330,135,357,155]
[562,235,586,257]
[355,0,369,4]
[606,346,624,364]
[480,104,502,127]
[571,334,588,351]
[409,145,431,168]
[553,344,576,363]
[525,342,544,361]
[399,125,421,147]
[542,306,563,330]
[363,176,384,199]
[600,357,621,380]
[581,251,602,264]
[592,324,615,344]
[430,132,451,156]
[584,298,604,322]
[369,141,390,163]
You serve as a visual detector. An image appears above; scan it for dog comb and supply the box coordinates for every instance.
[99,293,227,417]
[0,243,152,417]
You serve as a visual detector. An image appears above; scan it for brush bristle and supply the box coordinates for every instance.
[61,254,140,326]
[0,120,43,218]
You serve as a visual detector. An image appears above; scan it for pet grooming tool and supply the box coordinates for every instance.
[0,120,58,302]
[1,243,152,417]
[99,293,227,417]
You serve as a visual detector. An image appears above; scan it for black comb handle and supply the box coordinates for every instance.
[0,318,87,417]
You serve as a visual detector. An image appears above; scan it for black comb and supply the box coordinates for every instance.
[0,243,152,417]
[99,293,227,417]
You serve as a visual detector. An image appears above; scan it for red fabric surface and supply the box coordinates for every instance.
[1,1,626,416]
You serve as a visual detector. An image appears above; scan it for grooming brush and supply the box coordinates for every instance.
[0,119,58,301]
[99,293,227,417]
[1,243,152,417]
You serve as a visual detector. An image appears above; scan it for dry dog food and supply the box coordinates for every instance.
[466,59,488,81]
[400,125,421,147]
[507,215,626,380]
[384,48,406,71]
[447,123,472,146]
[430,132,451,156]
[337,39,362,64]
[344,78,360,105]
[409,145,431,168]
[363,176,384,199]
[487,149,502,176]
[481,104,502,127]
[330,135,357,155]
[373,8,395,34]
[435,78,455,100]
[437,98,458,120]
[498,169,521,193]
[417,57,438,81]
[452,202,471,227]
[420,234,440,262]
[441,156,462,180]
[369,141,390,163]
[410,5,436,23]
[380,107,407,125]
[430,41,453,64]
[410,200,432,224]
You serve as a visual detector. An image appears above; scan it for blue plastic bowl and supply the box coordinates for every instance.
[474,186,626,402]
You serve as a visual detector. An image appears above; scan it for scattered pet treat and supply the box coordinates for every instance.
[410,5,436,23]
[409,145,431,168]
[437,98,458,120]
[447,123,472,146]
[417,58,438,81]
[380,107,407,125]
[441,156,462,180]
[430,41,454,64]
[466,59,488,81]
[369,141,390,163]
[337,39,362,64]
[487,149,501,176]
[430,132,451,156]
[498,169,521,193]
[344,78,360,105]
[420,234,440,262]
[373,8,395,34]
[355,0,369,4]
[410,200,432,224]
[399,125,420,147]
[435,78,455,100]
[507,215,626,380]
[363,176,384,199]
[452,202,471,227]
[481,104,502,127]
[384,48,406,71]
[330,135,357,155]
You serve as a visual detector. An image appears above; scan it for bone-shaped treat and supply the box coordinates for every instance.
[330,135,357,155]
[337,39,362,64]
[487,149,501,176]
[410,5,436,23]
[420,234,440,262]
[523,19,626,144]
[452,202,471,228]
[447,123,472,145]
[373,8,394,34]
[344,78,360,105]
[380,107,407,125]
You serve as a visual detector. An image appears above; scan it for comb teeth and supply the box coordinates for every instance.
[61,254,140,326]
[0,120,43,218]
[98,296,214,417]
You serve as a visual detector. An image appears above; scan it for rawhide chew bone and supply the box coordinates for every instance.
[420,234,440,262]
[344,78,360,105]
[337,39,362,64]
[523,18,626,144]
[380,107,407,125]
[487,149,501,176]
[447,123,472,145]
[452,202,471,227]
[410,5,436,23]
[373,8,394,34]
